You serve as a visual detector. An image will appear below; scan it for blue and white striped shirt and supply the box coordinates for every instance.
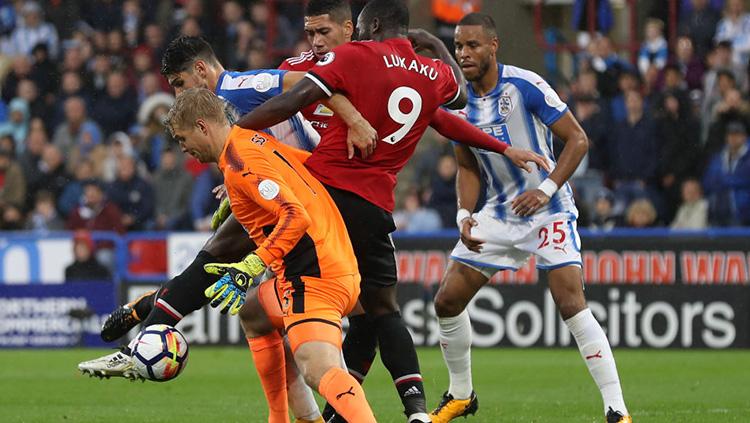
[215,69,319,152]
[455,63,578,223]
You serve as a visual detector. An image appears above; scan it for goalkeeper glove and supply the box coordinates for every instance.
[203,254,266,315]
[210,197,232,231]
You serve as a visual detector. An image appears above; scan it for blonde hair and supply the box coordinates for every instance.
[164,88,227,136]
[626,198,657,227]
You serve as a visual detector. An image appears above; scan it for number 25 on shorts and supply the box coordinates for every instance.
[537,221,566,249]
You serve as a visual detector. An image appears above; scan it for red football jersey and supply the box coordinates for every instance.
[279,50,336,135]
[304,38,460,212]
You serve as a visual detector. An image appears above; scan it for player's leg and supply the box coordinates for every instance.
[531,216,630,421]
[548,265,630,421]
[428,260,489,423]
[240,280,291,423]
[283,338,324,423]
[324,185,430,422]
[100,214,252,341]
[284,276,376,423]
[321,303,377,422]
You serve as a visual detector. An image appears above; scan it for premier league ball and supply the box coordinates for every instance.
[131,324,189,382]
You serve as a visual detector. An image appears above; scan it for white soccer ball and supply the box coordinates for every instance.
[131,324,189,382]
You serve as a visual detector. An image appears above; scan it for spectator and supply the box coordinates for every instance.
[19,127,47,196]
[428,154,458,228]
[153,149,193,230]
[65,230,111,282]
[107,156,154,231]
[29,43,59,100]
[589,36,633,98]
[249,1,296,52]
[90,71,137,137]
[680,0,721,58]
[16,79,46,121]
[1,55,31,103]
[135,92,174,171]
[52,96,103,159]
[0,98,29,153]
[673,36,705,91]
[66,180,124,233]
[714,0,750,67]
[221,0,247,69]
[671,179,709,229]
[58,159,96,217]
[609,91,661,203]
[82,0,122,32]
[122,0,142,48]
[190,165,222,231]
[7,2,59,59]
[625,198,658,228]
[0,146,26,210]
[589,188,621,231]
[394,190,443,233]
[431,0,481,51]
[25,190,64,232]
[100,132,148,183]
[703,121,750,225]
[571,94,609,204]
[702,42,746,112]
[657,92,702,218]
[51,71,89,129]
[26,144,69,205]
[638,18,668,76]
[609,70,640,123]
[705,88,750,161]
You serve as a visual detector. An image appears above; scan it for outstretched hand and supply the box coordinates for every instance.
[504,146,551,173]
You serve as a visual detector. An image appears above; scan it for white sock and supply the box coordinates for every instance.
[438,310,473,399]
[565,308,628,415]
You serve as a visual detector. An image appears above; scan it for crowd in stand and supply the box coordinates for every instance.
[0,0,332,233]
[0,0,748,236]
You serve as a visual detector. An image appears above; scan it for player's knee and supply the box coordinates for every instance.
[557,298,587,320]
[433,292,465,318]
[359,286,399,317]
[238,304,274,338]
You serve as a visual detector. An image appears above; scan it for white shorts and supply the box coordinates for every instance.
[450,211,582,279]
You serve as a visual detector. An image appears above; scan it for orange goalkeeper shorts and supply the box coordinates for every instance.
[257,273,360,353]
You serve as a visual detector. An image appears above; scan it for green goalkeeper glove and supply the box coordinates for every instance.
[210,197,232,231]
[203,254,266,315]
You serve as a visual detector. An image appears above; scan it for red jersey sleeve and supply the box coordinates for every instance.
[304,43,363,97]
[433,59,461,106]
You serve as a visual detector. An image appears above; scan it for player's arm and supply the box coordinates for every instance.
[511,111,588,217]
[408,28,468,109]
[282,71,377,158]
[454,144,484,252]
[430,109,550,172]
[236,77,327,131]
[203,150,312,314]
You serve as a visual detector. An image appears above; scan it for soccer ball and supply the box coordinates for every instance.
[131,324,189,382]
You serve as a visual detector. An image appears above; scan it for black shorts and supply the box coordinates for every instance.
[324,184,397,288]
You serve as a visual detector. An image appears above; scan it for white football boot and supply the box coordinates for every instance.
[78,340,143,381]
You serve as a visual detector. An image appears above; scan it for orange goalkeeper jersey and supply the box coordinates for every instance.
[218,126,358,281]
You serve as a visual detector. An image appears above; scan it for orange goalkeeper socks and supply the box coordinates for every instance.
[318,367,376,423]
[248,333,290,423]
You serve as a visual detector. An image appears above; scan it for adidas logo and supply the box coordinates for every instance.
[403,386,422,397]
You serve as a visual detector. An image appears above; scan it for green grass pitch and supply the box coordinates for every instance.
[1,347,749,422]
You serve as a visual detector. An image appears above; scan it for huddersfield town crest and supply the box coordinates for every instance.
[498,94,513,117]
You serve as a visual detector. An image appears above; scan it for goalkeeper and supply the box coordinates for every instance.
[172,88,374,422]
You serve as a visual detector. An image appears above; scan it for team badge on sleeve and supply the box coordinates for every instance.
[317,52,335,66]
[258,180,280,200]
